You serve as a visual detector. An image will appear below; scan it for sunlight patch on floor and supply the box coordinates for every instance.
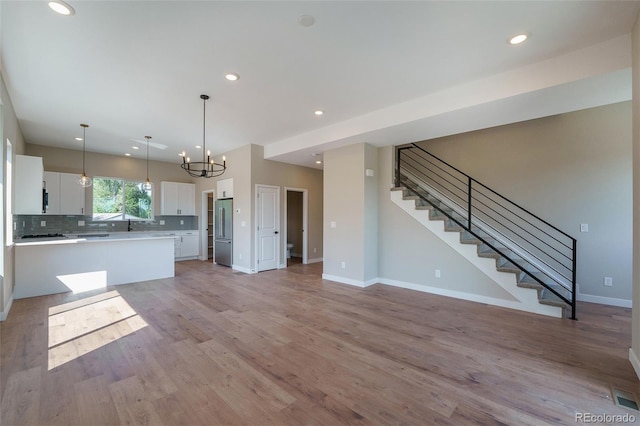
[47,291,147,370]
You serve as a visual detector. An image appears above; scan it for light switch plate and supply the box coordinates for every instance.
[330,221,336,228]
[40,220,46,227]
[159,220,165,225]
[580,223,589,232]
[78,220,85,226]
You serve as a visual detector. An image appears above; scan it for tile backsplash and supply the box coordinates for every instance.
[14,215,198,238]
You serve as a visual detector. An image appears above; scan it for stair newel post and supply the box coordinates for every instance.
[467,177,472,230]
[395,147,402,187]
[571,239,577,320]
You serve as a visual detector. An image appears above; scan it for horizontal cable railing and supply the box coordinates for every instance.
[396,143,577,319]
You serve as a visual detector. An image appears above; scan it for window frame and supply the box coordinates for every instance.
[92,176,153,221]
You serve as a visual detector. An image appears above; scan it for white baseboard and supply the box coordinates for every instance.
[232,264,255,274]
[278,263,286,269]
[307,257,323,264]
[630,348,640,380]
[1,294,14,321]
[377,277,562,318]
[322,274,377,288]
[577,293,632,308]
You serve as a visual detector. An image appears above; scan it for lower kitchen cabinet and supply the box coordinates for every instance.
[175,231,199,260]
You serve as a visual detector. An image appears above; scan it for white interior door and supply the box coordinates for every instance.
[257,185,279,271]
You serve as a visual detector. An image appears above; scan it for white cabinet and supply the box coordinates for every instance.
[172,231,199,260]
[178,231,199,259]
[15,155,44,214]
[43,171,60,214]
[160,182,195,215]
[59,173,85,214]
[216,178,233,199]
[43,171,85,215]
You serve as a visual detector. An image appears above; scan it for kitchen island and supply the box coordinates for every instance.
[14,233,175,299]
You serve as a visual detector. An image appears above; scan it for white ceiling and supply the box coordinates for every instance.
[1,1,638,170]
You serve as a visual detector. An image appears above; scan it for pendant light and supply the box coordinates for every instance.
[78,123,92,187]
[180,94,227,178]
[142,135,152,190]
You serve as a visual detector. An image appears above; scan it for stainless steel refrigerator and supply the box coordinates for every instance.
[214,198,233,266]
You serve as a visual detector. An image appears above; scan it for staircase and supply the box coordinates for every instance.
[394,144,577,319]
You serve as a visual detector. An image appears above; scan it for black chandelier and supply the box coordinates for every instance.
[181,94,226,178]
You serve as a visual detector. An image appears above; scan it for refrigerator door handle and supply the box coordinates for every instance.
[218,207,223,238]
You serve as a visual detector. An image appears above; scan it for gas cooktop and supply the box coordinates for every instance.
[21,233,66,239]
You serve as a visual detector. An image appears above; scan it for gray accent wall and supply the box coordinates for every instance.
[416,101,632,302]
[377,146,518,300]
[324,143,368,282]
[1,72,26,317]
[631,10,640,377]
[26,144,193,216]
[251,144,324,267]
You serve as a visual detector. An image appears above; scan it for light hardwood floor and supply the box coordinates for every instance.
[1,260,637,425]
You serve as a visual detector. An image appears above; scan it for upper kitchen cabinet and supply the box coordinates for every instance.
[160,181,195,215]
[15,155,44,214]
[216,178,233,199]
[44,171,86,215]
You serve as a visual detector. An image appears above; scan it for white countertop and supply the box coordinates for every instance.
[14,232,179,247]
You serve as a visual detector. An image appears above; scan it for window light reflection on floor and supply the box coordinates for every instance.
[47,290,147,370]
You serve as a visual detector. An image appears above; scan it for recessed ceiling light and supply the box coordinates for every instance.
[195,145,201,149]
[315,160,322,164]
[74,137,83,141]
[178,151,185,157]
[298,15,315,27]
[48,1,75,16]
[314,110,324,116]
[132,146,139,150]
[508,34,528,45]
[125,153,131,157]
[225,73,239,81]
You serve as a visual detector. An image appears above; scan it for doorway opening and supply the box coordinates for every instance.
[284,187,308,267]
[200,190,215,262]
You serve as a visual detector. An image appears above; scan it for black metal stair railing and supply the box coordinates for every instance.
[396,143,577,319]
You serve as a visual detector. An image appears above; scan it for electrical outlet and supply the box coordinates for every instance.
[40,220,46,227]
[13,222,16,231]
[159,220,165,225]
[580,223,589,232]
[341,261,346,269]
[180,220,184,225]
[604,276,613,287]
[314,247,317,253]
[331,221,336,228]
[435,269,441,278]
[239,253,242,260]
[78,220,85,226]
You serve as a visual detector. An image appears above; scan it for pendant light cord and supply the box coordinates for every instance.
[81,124,88,174]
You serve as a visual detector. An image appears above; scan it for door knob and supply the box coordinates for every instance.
[274,231,279,234]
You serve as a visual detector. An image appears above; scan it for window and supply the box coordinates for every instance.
[92,177,152,221]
